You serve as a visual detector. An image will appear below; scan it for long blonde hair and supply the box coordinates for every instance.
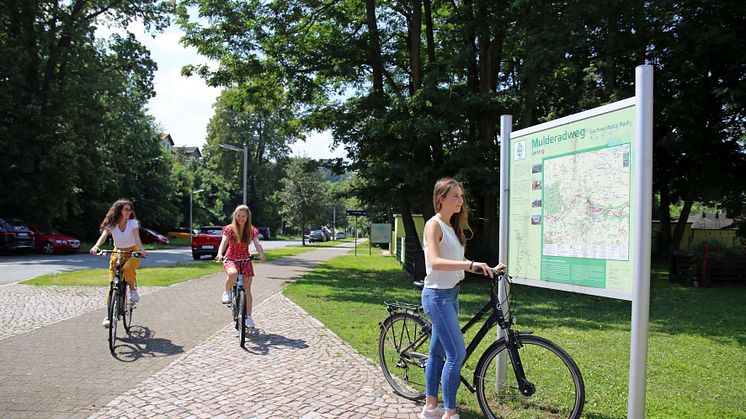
[432,177,471,246]
[230,205,253,244]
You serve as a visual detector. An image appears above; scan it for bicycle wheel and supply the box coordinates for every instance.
[122,285,133,333]
[231,288,239,330]
[378,312,431,400]
[238,289,247,347]
[107,288,118,353]
[474,335,585,419]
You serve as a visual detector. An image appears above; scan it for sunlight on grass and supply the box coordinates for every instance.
[284,255,746,419]
[20,246,315,286]
[21,261,224,287]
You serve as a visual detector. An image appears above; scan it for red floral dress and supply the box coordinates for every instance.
[222,225,258,277]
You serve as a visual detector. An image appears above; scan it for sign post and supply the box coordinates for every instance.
[346,210,368,256]
[501,65,653,418]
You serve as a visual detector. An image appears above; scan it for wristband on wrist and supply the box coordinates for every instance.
[469,260,474,270]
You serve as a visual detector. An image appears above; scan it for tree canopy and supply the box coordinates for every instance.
[177,0,745,258]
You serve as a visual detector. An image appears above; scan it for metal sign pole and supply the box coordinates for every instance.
[496,114,512,387]
[628,64,653,419]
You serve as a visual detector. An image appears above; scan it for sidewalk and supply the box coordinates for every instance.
[90,293,419,418]
[0,244,419,418]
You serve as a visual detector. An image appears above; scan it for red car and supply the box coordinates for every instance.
[28,224,80,254]
[139,228,170,245]
[191,226,223,260]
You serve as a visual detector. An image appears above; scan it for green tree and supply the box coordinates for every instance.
[278,158,326,245]
[0,0,177,238]
[177,0,745,260]
[198,87,301,228]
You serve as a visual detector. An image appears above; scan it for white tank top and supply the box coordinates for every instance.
[106,219,139,249]
[423,216,465,289]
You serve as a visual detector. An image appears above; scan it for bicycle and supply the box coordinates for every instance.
[378,269,585,418]
[97,249,144,354]
[222,255,259,347]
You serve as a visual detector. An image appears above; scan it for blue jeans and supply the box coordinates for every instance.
[421,286,465,409]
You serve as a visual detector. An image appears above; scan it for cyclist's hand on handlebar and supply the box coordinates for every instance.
[494,263,507,272]
[473,262,494,277]
[259,254,266,263]
[139,249,148,257]
[89,246,99,255]
[215,254,223,262]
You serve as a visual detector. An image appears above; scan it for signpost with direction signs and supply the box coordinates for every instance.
[345,210,368,255]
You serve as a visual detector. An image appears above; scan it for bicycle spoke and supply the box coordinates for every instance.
[378,312,430,400]
[476,336,584,419]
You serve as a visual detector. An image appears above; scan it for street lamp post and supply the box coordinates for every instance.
[220,143,248,205]
[190,188,205,242]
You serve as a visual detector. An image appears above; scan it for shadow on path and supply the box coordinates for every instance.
[113,326,184,362]
[240,329,309,355]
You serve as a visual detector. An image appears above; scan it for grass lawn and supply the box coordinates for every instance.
[21,246,315,286]
[283,253,746,419]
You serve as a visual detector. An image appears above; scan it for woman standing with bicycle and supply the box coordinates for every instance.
[215,204,266,328]
[419,178,505,419]
[89,199,148,328]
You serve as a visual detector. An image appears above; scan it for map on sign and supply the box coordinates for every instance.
[542,144,631,261]
[507,101,636,299]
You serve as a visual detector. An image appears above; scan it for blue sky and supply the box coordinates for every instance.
[97,21,345,160]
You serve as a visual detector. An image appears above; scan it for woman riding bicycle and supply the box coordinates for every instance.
[215,204,266,328]
[419,178,505,419]
[89,199,148,328]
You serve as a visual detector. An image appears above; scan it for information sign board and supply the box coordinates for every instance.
[508,98,636,300]
[370,223,391,244]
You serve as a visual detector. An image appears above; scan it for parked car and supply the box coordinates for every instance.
[256,226,271,240]
[192,226,223,260]
[308,229,326,243]
[335,231,346,239]
[28,224,80,254]
[139,228,169,245]
[0,218,35,253]
[166,227,194,241]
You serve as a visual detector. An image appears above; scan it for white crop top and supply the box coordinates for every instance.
[423,216,465,289]
[106,219,140,249]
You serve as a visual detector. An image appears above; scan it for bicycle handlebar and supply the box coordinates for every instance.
[473,266,508,277]
[221,255,259,262]
[96,249,145,258]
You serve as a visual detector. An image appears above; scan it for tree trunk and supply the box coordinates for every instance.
[658,181,672,257]
[407,0,423,93]
[365,0,384,96]
[521,65,540,127]
[399,195,420,246]
[423,0,436,70]
[671,183,696,252]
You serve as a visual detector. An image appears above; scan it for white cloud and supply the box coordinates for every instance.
[291,131,347,160]
[96,19,345,160]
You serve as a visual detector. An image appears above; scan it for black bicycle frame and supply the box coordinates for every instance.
[455,275,530,394]
[110,256,127,311]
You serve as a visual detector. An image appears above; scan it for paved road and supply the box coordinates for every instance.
[0,246,350,418]
[0,240,302,285]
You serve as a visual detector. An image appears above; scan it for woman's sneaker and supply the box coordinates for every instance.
[245,315,255,328]
[419,405,444,419]
[221,291,231,304]
[102,317,111,328]
[130,289,140,303]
